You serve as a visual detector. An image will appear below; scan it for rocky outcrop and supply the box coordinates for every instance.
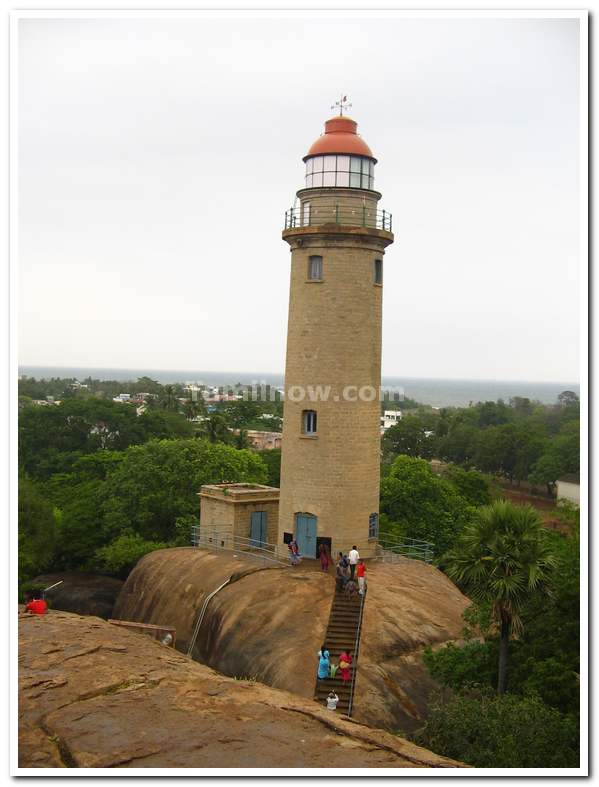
[113,548,470,733]
[18,609,465,769]
[355,561,470,731]
[28,573,124,619]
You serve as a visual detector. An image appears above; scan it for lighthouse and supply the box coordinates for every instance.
[278,100,394,560]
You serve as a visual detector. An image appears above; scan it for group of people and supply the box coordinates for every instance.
[335,547,367,597]
[289,540,368,599]
[317,644,354,711]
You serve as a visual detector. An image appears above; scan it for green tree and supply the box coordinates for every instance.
[18,478,58,581]
[445,501,556,693]
[442,466,491,507]
[382,417,434,459]
[257,448,281,487]
[380,456,474,556]
[101,438,267,542]
[95,531,167,577]
[158,385,180,412]
[19,399,147,478]
[234,429,250,449]
[201,414,231,444]
[182,398,205,421]
[412,689,578,768]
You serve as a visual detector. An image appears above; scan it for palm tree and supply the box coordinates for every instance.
[445,500,556,694]
[159,385,179,412]
[201,414,230,444]
[234,428,250,449]
[183,399,205,421]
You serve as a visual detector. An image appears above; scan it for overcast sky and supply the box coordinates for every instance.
[18,15,581,382]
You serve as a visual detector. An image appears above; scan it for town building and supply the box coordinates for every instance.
[197,483,280,549]
[556,474,580,506]
[276,106,394,559]
[381,409,402,432]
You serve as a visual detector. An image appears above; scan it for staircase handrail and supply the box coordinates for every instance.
[379,532,434,548]
[187,577,231,658]
[346,586,367,718]
[191,525,287,566]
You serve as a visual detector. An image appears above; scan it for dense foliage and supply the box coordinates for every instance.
[18,378,273,582]
[380,456,484,556]
[413,689,579,768]
[445,500,556,693]
[383,394,579,493]
[418,511,580,767]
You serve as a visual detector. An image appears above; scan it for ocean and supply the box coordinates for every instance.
[18,366,580,409]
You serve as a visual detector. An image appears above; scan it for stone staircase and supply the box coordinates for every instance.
[314,587,365,716]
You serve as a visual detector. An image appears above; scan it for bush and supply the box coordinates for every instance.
[95,532,167,577]
[19,478,58,581]
[412,688,579,768]
[423,641,496,691]
[380,456,474,556]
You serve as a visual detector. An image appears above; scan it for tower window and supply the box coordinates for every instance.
[369,513,379,539]
[374,258,383,285]
[308,255,323,281]
[302,410,317,435]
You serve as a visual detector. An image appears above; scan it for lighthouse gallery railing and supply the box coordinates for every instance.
[284,204,392,232]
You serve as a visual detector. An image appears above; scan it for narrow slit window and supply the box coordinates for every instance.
[374,258,383,285]
[308,255,323,280]
[369,513,379,539]
[302,410,317,435]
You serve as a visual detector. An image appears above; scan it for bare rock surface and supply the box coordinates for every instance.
[355,561,470,731]
[113,549,469,733]
[19,609,465,769]
[29,573,124,619]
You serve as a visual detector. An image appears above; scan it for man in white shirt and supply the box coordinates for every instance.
[348,545,360,580]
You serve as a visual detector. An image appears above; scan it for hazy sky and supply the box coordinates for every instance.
[18,15,581,382]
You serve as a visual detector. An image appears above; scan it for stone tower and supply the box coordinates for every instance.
[277,109,394,559]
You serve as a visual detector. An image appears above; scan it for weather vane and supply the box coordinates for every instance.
[331,95,352,116]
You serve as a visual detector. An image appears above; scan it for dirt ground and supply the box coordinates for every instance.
[495,487,569,533]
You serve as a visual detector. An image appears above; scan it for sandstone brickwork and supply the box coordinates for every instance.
[278,183,393,559]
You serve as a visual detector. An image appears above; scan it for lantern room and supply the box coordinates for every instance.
[302,115,377,191]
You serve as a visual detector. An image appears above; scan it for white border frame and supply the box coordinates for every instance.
[9,7,588,779]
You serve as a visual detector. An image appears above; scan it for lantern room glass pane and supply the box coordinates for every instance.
[337,155,350,172]
[306,159,313,175]
[312,156,323,172]
[305,174,313,188]
[350,156,361,173]
[312,172,323,187]
[323,155,336,172]
[350,172,361,188]
[336,171,350,187]
[323,171,335,186]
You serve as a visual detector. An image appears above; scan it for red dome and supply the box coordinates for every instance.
[303,116,376,162]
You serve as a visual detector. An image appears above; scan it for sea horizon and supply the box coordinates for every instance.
[18,365,580,409]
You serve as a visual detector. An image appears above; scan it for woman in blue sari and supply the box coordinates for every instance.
[317,644,330,680]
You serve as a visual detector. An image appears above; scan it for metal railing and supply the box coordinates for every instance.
[347,585,367,718]
[284,204,392,232]
[191,525,288,567]
[187,576,231,658]
[376,533,435,563]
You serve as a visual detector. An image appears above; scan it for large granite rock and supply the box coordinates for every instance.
[113,548,470,733]
[18,609,465,769]
[28,573,124,619]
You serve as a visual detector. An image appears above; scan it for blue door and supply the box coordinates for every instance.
[295,513,317,559]
[250,511,267,547]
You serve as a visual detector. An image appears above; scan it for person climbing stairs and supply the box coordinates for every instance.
[314,586,366,716]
